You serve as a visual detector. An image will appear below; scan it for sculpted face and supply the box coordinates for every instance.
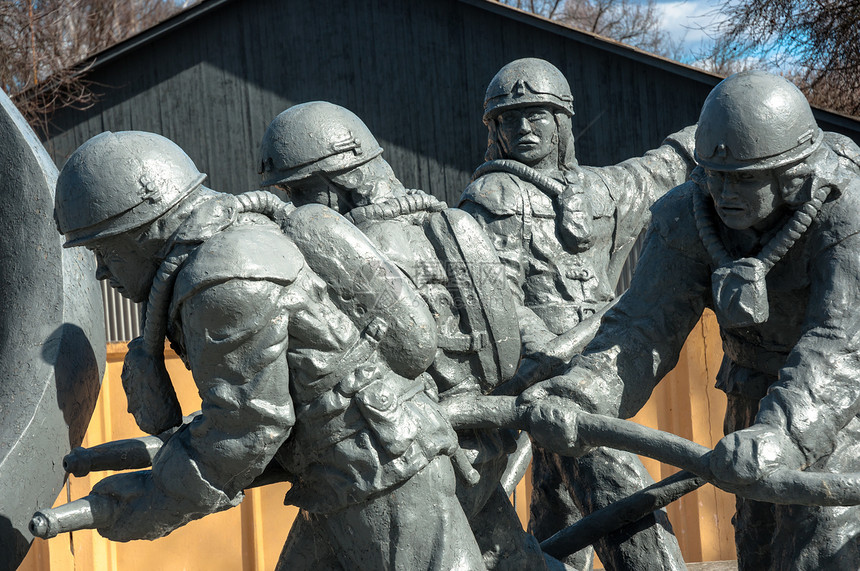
[90,233,160,303]
[278,173,353,213]
[495,106,558,169]
[706,169,785,231]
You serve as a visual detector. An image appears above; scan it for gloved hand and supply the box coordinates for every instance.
[92,466,237,542]
[710,424,805,488]
[517,368,594,407]
[91,471,174,542]
[522,395,591,457]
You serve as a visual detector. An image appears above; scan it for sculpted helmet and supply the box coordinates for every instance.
[55,131,206,248]
[483,58,574,123]
[260,101,384,187]
[695,70,823,172]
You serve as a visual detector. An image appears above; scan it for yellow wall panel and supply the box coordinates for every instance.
[629,310,735,563]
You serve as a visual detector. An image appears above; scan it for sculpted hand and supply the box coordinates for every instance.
[517,369,592,406]
[710,425,805,488]
[521,395,591,457]
[91,471,176,541]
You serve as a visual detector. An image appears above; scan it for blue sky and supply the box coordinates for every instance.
[651,0,796,73]
[651,0,725,64]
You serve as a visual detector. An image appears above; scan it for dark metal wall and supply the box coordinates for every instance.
[44,0,860,207]
[39,0,860,342]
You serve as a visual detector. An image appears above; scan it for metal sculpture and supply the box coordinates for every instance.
[259,101,545,569]
[460,57,696,570]
[44,130,486,569]
[521,70,860,570]
[0,90,104,570]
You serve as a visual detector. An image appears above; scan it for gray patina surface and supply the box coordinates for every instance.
[258,101,552,570]
[48,131,486,569]
[0,90,104,569]
[23,63,860,571]
[524,71,860,570]
[459,58,695,570]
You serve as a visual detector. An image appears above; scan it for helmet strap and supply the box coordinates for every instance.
[555,112,577,169]
[484,120,505,163]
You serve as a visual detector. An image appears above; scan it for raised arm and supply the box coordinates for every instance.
[592,125,697,282]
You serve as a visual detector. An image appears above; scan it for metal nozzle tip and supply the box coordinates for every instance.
[29,513,52,539]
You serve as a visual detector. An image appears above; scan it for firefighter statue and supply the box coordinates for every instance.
[48,130,487,570]
[523,71,860,570]
[259,101,552,570]
[460,58,695,570]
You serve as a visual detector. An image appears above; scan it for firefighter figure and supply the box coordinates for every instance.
[53,131,487,570]
[460,58,695,570]
[524,71,860,570]
[259,101,554,570]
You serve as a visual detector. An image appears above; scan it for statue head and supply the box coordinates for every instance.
[482,58,576,169]
[695,71,824,230]
[259,101,389,212]
[55,131,207,301]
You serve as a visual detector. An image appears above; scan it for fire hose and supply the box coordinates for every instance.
[31,395,860,560]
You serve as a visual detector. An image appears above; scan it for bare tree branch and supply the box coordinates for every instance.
[713,0,860,115]
[496,0,682,59]
[500,0,859,116]
[0,0,200,133]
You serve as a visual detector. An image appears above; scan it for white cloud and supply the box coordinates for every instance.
[654,0,725,53]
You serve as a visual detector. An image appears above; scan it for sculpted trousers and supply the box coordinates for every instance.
[276,455,485,570]
[456,443,547,570]
[725,391,860,571]
[529,444,686,571]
